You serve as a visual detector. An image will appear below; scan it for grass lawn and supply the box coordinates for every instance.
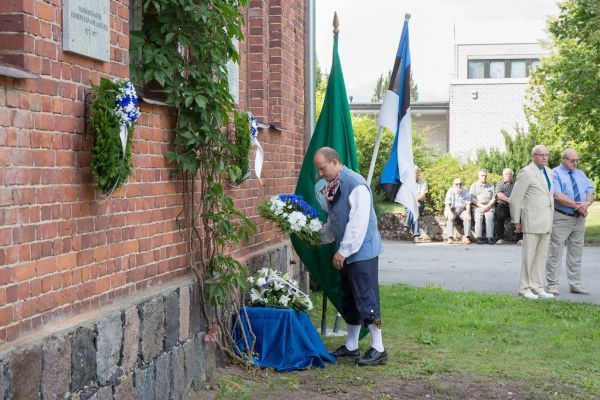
[198,286,600,399]
[585,204,600,241]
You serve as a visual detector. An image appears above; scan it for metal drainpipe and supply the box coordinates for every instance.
[304,0,316,150]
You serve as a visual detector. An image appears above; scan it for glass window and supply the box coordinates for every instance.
[510,60,527,78]
[489,61,505,79]
[529,59,540,74]
[468,61,485,79]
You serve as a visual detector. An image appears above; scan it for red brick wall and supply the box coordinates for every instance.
[0,0,306,343]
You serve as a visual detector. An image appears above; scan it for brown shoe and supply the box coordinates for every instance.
[546,287,560,295]
[461,237,470,244]
[447,238,455,244]
[570,287,590,295]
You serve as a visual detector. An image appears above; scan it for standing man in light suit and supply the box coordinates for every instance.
[314,147,387,366]
[510,145,555,300]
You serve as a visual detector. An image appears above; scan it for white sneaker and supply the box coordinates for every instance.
[520,289,538,300]
[533,290,554,299]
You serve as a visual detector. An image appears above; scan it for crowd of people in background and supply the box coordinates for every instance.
[402,145,595,298]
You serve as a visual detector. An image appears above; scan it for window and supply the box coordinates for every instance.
[510,60,527,78]
[489,61,505,79]
[467,58,540,79]
[468,61,485,79]
[129,0,167,102]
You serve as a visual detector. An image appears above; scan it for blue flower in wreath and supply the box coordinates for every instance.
[249,114,258,141]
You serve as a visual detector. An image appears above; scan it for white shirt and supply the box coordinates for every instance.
[338,185,370,258]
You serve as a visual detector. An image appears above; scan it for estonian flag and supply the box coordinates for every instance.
[378,17,418,219]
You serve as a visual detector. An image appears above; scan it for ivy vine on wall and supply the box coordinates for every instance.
[130,0,256,359]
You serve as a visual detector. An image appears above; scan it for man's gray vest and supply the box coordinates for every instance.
[328,167,383,264]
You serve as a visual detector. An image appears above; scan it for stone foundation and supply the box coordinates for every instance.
[0,242,303,400]
[380,212,521,242]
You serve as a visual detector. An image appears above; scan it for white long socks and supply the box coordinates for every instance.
[368,324,384,352]
[344,324,361,351]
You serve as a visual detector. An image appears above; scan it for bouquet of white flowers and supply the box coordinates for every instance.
[258,194,323,246]
[247,268,313,312]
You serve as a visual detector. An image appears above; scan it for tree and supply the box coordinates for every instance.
[372,70,419,103]
[476,126,560,176]
[526,0,600,188]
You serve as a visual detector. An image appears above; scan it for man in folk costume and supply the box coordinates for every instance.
[313,147,387,366]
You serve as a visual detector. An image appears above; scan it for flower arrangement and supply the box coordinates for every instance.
[247,268,313,311]
[258,194,323,246]
[89,78,140,195]
[114,81,141,128]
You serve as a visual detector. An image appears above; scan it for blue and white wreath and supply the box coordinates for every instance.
[114,81,140,155]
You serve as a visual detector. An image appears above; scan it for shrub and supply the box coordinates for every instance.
[476,127,560,175]
[422,154,501,212]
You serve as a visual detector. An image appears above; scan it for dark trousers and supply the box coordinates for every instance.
[340,257,380,326]
[495,203,522,240]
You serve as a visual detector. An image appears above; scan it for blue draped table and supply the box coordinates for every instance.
[233,306,336,372]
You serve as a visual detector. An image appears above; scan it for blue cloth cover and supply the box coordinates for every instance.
[233,307,336,372]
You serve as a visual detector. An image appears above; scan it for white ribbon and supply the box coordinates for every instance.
[119,124,128,155]
[252,136,264,183]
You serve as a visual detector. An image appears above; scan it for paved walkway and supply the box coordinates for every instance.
[379,240,600,305]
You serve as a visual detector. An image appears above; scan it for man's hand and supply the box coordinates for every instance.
[332,252,346,270]
[515,223,522,233]
[483,205,491,212]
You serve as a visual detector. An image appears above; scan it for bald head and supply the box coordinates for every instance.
[561,148,580,171]
[315,147,340,163]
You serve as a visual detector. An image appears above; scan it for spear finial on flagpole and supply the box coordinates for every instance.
[405,13,411,20]
[333,11,339,35]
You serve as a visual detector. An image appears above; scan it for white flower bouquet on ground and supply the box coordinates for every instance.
[247,268,313,312]
[258,194,323,246]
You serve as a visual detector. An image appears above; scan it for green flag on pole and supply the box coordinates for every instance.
[291,22,358,322]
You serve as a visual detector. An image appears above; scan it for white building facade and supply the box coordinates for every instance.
[449,43,551,159]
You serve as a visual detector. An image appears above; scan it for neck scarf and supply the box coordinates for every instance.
[324,173,341,202]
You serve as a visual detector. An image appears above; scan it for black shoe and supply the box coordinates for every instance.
[487,238,495,244]
[332,345,360,358]
[356,347,388,366]
[476,237,485,244]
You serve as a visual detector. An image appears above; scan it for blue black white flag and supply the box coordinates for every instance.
[378,18,418,218]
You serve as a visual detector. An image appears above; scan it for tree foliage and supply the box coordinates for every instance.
[526,0,600,188]
[476,127,560,175]
[372,70,419,103]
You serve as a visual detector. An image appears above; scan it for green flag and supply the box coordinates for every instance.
[292,32,358,321]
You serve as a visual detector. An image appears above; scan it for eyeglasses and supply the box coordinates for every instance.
[534,153,549,158]
[454,183,463,186]
[565,157,580,163]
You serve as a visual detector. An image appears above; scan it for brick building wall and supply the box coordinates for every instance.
[0,0,306,346]
[413,113,448,154]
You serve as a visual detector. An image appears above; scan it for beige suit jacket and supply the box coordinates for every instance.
[510,162,554,234]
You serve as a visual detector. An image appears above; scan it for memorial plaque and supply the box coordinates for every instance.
[62,0,110,62]
[226,39,240,104]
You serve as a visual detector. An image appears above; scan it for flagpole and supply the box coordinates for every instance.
[366,13,411,187]
[321,11,340,337]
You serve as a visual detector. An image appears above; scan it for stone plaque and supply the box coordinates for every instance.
[226,39,240,104]
[62,0,110,62]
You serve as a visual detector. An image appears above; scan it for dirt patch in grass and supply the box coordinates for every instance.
[193,364,584,400]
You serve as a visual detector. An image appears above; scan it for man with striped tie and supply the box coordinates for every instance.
[546,149,595,296]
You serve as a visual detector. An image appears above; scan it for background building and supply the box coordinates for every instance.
[351,43,551,160]
[449,42,551,159]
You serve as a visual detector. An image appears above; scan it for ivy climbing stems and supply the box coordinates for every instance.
[130,0,256,360]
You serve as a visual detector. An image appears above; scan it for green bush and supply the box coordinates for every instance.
[422,154,501,212]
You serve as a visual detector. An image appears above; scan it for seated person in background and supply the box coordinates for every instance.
[444,178,472,244]
[403,166,428,240]
[494,168,523,245]
[470,170,496,244]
